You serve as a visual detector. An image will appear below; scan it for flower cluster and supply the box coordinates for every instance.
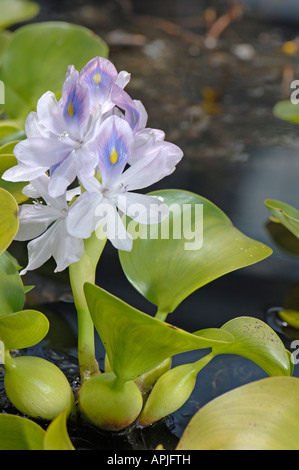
[3,57,183,274]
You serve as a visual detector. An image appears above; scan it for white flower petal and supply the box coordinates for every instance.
[66,186,81,201]
[14,136,71,168]
[36,91,66,136]
[25,112,52,139]
[100,203,132,251]
[120,142,183,191]
[115,70,131,89]
[67,192,102,239]
[2,163,47,182]
[116,192,169,225]
[133,100,148,130]
[15,204,60,241]
[20,223,56,274]
[48,154,77,198]
[51,222,84,272]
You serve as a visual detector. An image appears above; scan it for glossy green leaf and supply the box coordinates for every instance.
[0,414,44,450]
[0,122,25,147]
[0,251,24,316]
[279,309,299,329]
[211,316,291,377]
[0,140,19,154]
[0,153,28,203]
[0,30,12,67]
[265,199,299,239]
[0,188,18,254]
[119,190,272,316]
[0,0,39,29]
[84,283,234,382]
[273,100,299,123]
[177,376,299,450]
[43,409,74,450]
[0,21,109,120]
[0,309,49,349]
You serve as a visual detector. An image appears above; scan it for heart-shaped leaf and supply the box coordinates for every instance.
[43,409,74,451]
[84,283,234,382]
[119,190,272,316]
[0,414,44,450]
[0,122,25,147]
[0,30,12,67]
[0,309,49,349]
[278,309,299,329]
[177,376,299,450]
[0,188,19,254]
[0,21,109,120]
[265,199,299,239]
[0,251,24,316]
[0,0,39,29]
[211,316,292,377]
[273,100,299,123]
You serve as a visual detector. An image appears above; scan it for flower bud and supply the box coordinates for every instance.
[78,372,143,431]
[4,356,75,421]
[138,363,197,426]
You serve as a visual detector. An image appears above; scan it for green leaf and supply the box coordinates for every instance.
[265,199,299,239]
[0,414,44,450]
[0,309,49,349]
[0,251,24,316]
[0,0,39,29]
[279,309,299,329]
[0,122,25,147]
[0,188,18,254]
[84,283,234,382]
[0,30,12,67]
[273,100,299,123]
[43,408,74,450]
[211,316,292,377]
[177,376,299,450]
[119,190,272,316]
[0,21,109,120]
[0,140,19,154]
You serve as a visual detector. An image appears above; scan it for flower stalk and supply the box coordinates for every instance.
[69,230,106,382]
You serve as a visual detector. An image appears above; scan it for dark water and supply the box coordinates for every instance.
[1,0,299,449]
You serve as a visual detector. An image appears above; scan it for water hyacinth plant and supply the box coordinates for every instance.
[0,36,294,448]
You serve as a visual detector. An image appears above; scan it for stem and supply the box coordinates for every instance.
[155,308,169,322]
[69,231,106,382]
[3,348,14,370]
[193,351,215,374]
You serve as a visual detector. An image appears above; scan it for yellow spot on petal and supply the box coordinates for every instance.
[282,41,298,55]
[67,100,74,117]
[93,73,102,84]
[110,147,118,165]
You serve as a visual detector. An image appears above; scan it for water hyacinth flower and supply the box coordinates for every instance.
[3,56,183,272]
[3,58,134,198]
[67,115,182,250]
[15,175,84,274]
